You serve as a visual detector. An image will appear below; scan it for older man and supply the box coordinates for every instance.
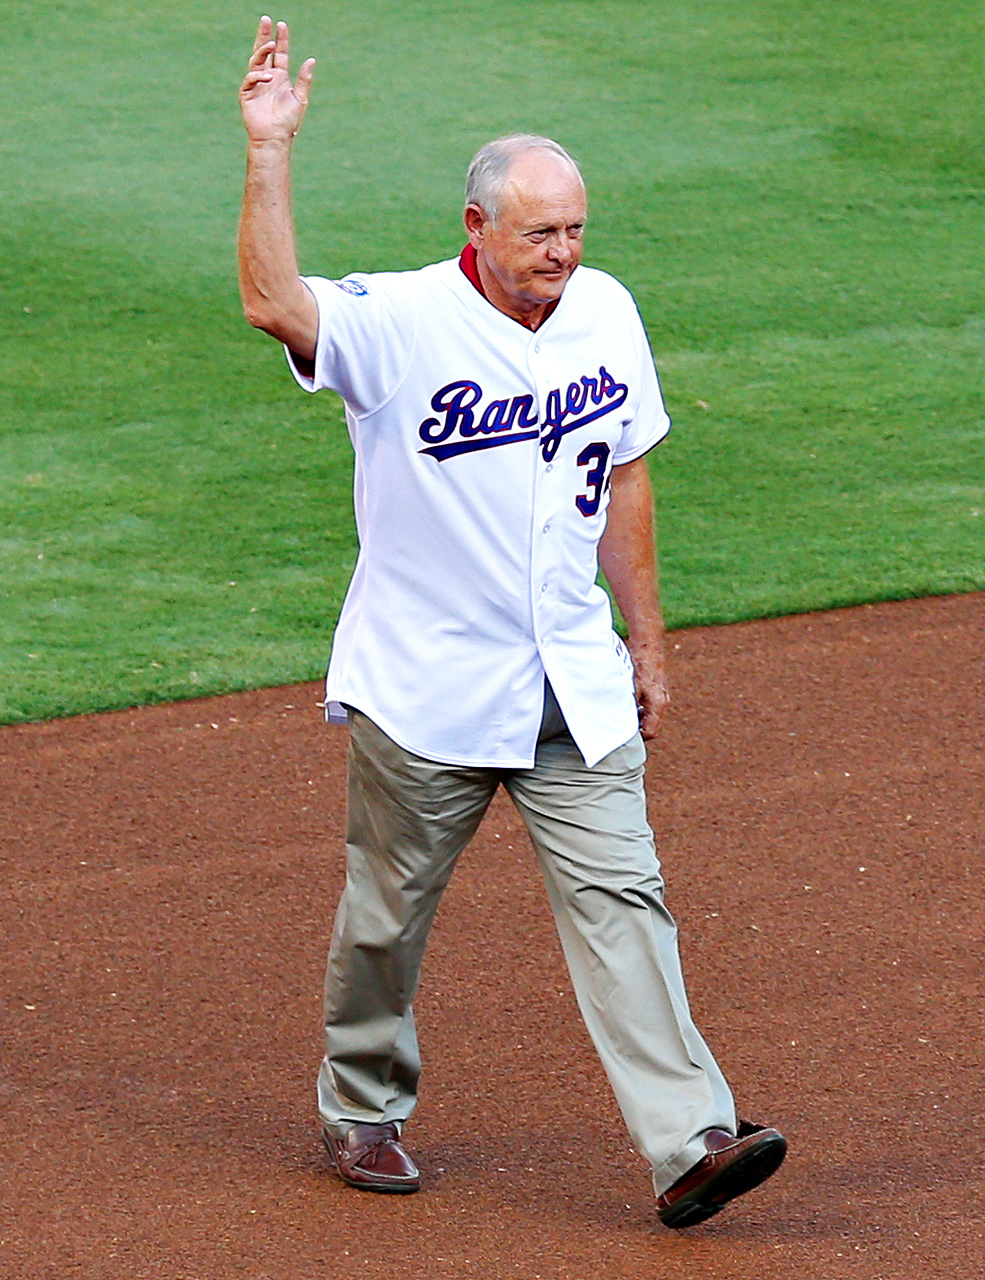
[238,17,786,1228]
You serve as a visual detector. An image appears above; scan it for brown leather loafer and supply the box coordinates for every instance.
[656,1120,787,1229]
[322,1122,421,1194]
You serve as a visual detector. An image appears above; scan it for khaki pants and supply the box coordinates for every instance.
[318,701,736,1194]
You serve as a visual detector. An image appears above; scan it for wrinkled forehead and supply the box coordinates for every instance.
[499,149,587,222]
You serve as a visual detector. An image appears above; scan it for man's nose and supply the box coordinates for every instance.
[547,232,574,265]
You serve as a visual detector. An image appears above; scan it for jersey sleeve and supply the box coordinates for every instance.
[284,271,417,417]
[611,300,672,465]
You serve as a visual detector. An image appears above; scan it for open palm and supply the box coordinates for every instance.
[239,16,315,144]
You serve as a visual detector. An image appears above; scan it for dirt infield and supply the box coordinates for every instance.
[2,593,983,1280]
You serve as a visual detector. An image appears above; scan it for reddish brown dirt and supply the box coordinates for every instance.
[1,593,983,1280]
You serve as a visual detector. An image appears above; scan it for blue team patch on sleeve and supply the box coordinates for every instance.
[334,278,369,296]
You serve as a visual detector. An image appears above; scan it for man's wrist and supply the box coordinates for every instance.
[246,132,296,156]
[626,627,665,657]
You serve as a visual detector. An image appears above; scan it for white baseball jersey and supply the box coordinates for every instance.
[286,255,670,768]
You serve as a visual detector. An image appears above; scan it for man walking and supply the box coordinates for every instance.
[238,16,786,1228]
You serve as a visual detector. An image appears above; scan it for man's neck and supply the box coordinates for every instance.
[475,255,553,331]
[458,244,558,331]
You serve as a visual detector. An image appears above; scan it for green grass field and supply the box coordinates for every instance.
[2,1,983,723]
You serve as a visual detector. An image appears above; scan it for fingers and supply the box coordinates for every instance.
[247,41,275,72]
[638,700,667,740]
[272,18,290,71]
[249,16,288,70]
[240,69,273,96]
[295,57,317,104]
[241,17,315,128]
[249,19,305,77]
[252,14,272,55]
[635,674,670,740]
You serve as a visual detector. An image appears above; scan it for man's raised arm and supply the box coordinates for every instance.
[238,16,319,361]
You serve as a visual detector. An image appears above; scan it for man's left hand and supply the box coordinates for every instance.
[630,643,670,739]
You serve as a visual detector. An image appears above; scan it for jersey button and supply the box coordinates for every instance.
[542,524,550,534]
[545,463,553,473]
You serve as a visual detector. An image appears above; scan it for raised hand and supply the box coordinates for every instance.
[239,16,316,145]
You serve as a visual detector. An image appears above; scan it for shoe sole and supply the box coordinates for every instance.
[321,1130,421,1194]
[659,1133,787,1229]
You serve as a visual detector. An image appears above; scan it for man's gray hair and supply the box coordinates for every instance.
[465,134,583,225]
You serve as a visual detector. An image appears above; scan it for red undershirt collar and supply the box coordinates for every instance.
[458,243,486,296]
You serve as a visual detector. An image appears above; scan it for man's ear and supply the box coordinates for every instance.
[463,203,488,247]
